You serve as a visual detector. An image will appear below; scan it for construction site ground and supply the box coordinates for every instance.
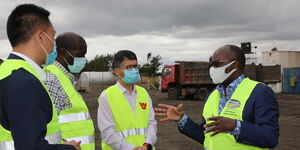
[82,89,300,150]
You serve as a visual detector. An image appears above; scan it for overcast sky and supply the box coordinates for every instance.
[0,0,299,65]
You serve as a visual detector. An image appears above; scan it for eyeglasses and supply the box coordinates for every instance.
[210,59,236,67]
[119,64,139,70]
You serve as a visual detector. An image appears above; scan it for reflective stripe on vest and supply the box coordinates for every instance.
[0,141,14,150]
[59,112,92,124]
[0,130,62,148]
[65,135,95,145]
[44,64,95,150]
[0,60,62,150]
[46,131,62,144]
[101,85,150,150]
[117,128,147,138]
[203,78,268,150]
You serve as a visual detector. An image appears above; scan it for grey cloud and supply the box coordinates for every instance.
[0,0,299,50]
[45,0,300,43]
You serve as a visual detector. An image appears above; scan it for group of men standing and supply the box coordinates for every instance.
[0,3,279,150]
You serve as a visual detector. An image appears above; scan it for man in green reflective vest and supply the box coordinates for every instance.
[43,32,95,150]
[0,4,80,150]
[155,45,279,150]
[98,50,157,150]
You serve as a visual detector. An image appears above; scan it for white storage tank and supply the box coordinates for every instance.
[78,72,117,89]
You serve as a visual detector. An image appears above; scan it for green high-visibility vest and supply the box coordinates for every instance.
[0,60,62,149]
[44,65,95,150]
[100,85,150,150]
[203,78,268,150]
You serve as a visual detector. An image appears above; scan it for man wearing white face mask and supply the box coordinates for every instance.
[43,32,95,150]
[155,45,279,150]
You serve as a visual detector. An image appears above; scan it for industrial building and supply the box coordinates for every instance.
[261,51,300,93]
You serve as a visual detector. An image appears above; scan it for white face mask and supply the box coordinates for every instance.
[209,60,237,84]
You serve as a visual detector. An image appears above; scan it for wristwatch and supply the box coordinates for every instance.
[143,143,153,150]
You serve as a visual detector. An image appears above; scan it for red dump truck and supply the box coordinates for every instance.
[161,61,281,100]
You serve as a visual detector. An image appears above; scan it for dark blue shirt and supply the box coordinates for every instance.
[178,81,279,148]
[0,54,75,150]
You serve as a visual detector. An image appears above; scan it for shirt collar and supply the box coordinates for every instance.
[53,61,75,82]
[216,74,246,97]
[11,52,45,80]
[116,81,137,95]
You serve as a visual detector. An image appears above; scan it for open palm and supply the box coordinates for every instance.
[154,104,184,121]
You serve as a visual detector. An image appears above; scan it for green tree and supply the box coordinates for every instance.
[271,47,278,51]
[140,53,162,76]
[84,54,113,71]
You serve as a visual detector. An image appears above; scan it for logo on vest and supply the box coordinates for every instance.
[227,99,241,109]
[139,102,147,110]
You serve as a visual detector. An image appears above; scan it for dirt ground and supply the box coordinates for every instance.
[82,90,300,150]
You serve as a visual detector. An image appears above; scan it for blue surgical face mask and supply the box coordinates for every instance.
[122,69,140,84]
[37,32,57,66]
[64,49,87,73]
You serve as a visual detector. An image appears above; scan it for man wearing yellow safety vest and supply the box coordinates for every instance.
[98,50,157,150]
[0,4,80,150]
[43,32,95,150]
[155,45,279,150]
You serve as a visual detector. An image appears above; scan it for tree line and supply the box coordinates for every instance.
[84,52,163,76]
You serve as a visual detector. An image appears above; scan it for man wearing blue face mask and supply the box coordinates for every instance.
[98,50,157,150]
[155,45,279,150]
[0,4,80,150]
[43,32,95,150]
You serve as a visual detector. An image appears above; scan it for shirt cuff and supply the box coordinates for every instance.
[176,113,188,130]
[145,136,156,146]
[230,120,241,138]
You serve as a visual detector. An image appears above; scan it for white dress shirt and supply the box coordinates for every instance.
[97,82,157,150]
[11,52,45,80]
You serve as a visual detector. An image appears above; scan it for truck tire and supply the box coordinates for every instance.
[168,88,179,100]
[196,87,209,100]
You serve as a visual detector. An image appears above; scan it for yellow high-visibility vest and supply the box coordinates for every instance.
[0,60,62,150]
[203,78,268,150]
[44,64,95,150]
[100,85,150,150]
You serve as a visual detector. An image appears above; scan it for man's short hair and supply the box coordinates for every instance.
[227,45,246,70]
[55,32,87,54]
[7,4,51,47]
[112,50,137,69]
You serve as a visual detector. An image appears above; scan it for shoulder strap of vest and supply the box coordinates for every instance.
[43,64,66,79]
[0,59,38,80]
[135,85,147,94]
[230,77,260,100]
[0,60,56,106]
[43,64,75,94]
[104,84,118,93]
[104,84,148,97]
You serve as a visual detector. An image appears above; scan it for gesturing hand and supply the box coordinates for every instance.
[154,104,184,121]
[204,116,237,136]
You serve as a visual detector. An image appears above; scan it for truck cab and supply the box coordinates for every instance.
[161,64,178,93]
